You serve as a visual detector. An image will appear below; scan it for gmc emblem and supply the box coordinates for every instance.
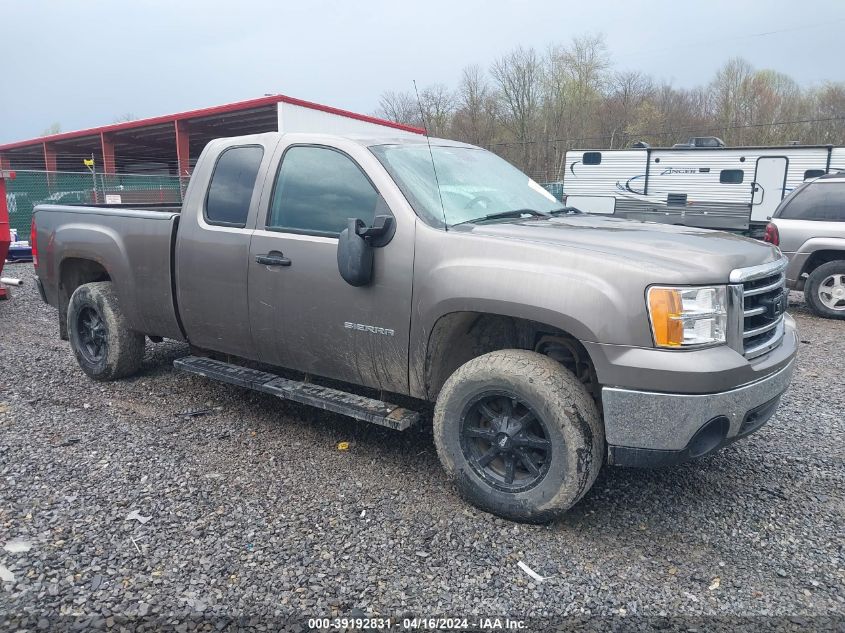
[766,292,787,319]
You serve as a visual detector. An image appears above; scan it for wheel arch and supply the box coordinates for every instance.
[421,309,599,404]
[58,257,112,340]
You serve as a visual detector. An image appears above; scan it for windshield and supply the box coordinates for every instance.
[370,144,561,227]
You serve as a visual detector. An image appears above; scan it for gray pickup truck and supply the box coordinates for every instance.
[764,173,845,319]
[32,132,798,522]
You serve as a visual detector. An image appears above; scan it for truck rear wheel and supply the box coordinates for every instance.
[804,260,845,320]
[433,350,604,523]
[67,281,145,381]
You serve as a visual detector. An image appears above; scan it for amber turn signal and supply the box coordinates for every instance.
[647,287,684,347]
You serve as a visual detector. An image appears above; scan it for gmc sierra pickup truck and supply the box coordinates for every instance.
[32,132,797,522]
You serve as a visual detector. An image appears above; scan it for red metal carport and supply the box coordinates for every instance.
[0,94,424,177]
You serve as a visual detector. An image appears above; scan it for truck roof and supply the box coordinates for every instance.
[206,131,479,150]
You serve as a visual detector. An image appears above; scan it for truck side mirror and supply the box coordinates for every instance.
[357,196,396,247]
[356,215,394,245]
[337,218,374,287]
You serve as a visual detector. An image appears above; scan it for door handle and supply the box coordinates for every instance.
[255,252,292,267]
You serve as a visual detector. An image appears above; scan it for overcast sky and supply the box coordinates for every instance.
[1,0,843,143]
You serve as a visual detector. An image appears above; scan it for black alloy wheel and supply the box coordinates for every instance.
[76,306,108,364]
[459,391,553,493]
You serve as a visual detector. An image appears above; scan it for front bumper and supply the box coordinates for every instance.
[602,317,797,467]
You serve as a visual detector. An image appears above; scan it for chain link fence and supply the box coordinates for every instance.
[5,171,184,237]
[525,169,566,203]
[538,181,565,202]
[4,169,567,237]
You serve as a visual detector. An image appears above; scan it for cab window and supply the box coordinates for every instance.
[267,146,379,236]
[205,146,264,227]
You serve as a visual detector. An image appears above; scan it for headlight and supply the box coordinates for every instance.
[647,285,727,348]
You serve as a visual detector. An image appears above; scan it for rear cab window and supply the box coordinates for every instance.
[204,145,265,227]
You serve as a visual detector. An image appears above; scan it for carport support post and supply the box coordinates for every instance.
[175,119,190,197]
[101,133,116,174]
[43,142,57,188]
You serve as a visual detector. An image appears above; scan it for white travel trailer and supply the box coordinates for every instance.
[561,144,845,235]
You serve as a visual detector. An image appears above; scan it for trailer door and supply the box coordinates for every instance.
[751,156,788,222]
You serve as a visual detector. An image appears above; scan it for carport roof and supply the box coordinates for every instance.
[0,94,425,152]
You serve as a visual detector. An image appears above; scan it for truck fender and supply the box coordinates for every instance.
[410,299,617,401]
[54,222,140,332]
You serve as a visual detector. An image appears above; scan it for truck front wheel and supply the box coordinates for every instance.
[67,281,145,381]
[433,350,604,523]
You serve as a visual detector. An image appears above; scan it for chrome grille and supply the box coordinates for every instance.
[728,257,789,360]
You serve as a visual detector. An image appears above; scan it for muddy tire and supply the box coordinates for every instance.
[804,260,845,320]
[67,282,145,381]
[433,350,604,523]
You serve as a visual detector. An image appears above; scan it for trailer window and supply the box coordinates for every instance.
[267,145,378,236]
[719,169,744,184]
[204,146,264,227]
[582,152,602,165]
[804,169,825,180]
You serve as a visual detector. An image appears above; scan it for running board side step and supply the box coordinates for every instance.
[174,356,419,431]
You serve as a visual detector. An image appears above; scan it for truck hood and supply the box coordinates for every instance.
[465,214,782,281]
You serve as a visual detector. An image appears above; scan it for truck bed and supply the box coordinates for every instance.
[34,203,185,341]
[39,203,181,218]
[79,202,182,213]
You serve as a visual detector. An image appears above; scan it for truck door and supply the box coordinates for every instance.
[248,141,415,394]
[175,141,277,359]
[751,156,788,222]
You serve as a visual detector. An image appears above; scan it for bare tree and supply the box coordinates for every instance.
[452,65,498,147]
[809,82,845,144]
[41,122,62,136]
[112,113,138,124]
[710,57,756,144]
[375,85,454,136]
[375,90,421,127]
[598,70,654,148]
[419,84,455,137]
[536,35,610,179]
[374,43,844,182]
[491,46,544,174]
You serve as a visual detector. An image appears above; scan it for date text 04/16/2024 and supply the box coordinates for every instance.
[307,617,526,630]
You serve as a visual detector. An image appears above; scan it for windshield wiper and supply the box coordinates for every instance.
[548,206,583,215]
[452,208,551,227]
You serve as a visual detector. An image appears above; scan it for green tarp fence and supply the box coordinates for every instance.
[5,170,563,239]
[5,171,184,238]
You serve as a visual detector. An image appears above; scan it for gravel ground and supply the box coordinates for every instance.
[0,262,843,629]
